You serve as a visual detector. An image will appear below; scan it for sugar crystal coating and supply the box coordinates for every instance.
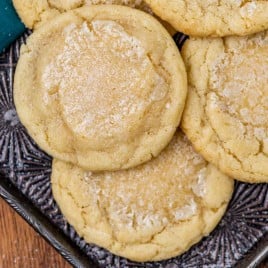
[80,132,207,230]
[43,21,169,143]
[210,33,268,143]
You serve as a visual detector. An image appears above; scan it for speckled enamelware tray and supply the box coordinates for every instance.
[0,31,267,268]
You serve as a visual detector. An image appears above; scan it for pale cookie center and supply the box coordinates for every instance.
[210,42,268,142]
[43,21,168,141]
[83,133,207,230]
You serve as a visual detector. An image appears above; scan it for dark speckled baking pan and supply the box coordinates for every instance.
[0,31,267,268]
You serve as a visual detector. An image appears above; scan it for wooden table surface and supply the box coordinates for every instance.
[0,196,267,268]
[0,197,70,268]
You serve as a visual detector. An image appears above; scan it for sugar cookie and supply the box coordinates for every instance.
[145,0,268,36]
[51,131,234,261]
[14,6,187,171]
[182,30,268,183]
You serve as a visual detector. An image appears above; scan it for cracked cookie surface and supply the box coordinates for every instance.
[51,131,234,262]
[14,6,187,171]
[181,30,268,183]
[13,0,153,29]
[144,0,268,37]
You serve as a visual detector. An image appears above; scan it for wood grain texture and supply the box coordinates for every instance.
[260,260,268,268]
[0,196,267,268]
[0,197,70,268]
